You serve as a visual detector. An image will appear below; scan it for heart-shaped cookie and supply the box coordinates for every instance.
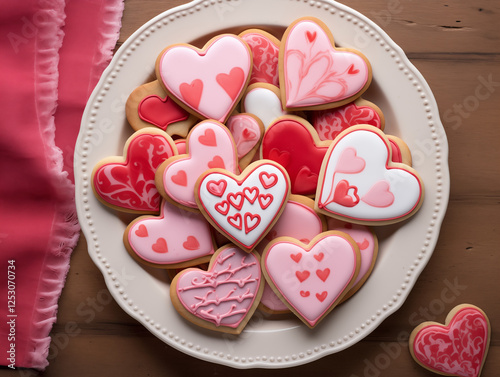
[156,120,239,210]
[196,161,290,251]
[316,126,424,224]
[311,98,384,141]
[239,29,280,86]
[226,113,264,169]
[171,244,264,334]
[156,34,252,122]
[261,116,331,195]
[242,83,289,129]
[92,128,177,213]
[262,231,360,327]
[280,17,371,110]
[124,200,214,268]
[410,304,491,377]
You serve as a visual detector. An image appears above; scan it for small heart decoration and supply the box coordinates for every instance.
[138,95,189,130]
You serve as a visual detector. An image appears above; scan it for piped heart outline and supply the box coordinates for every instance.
[195,160,291,251]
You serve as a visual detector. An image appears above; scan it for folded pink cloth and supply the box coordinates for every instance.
[0,0,124,370]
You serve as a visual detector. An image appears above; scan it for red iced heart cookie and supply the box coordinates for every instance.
[92,128,177,213]
[311,98,384,141]
[316,126,424,225]
[239,29,280,86]
[410,304,491,377]
[157,34,252,122]
[171,244,263,334]
[261,116,331,195]
[124,200,214,268]
[156,120,238,209]
[196,161,290,251]
[280,17,371,110]
[262,231,360,328]
[138,95,189,130]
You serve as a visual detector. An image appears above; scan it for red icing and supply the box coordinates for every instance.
[241,32,279,86]
[228,192,245,210]
[311,102,382,141]
[258,194,273,209]
[259,172,278,189]
[138,95,189,130]
[179,79,203,109]
[152,237,168,253]
[93,133,175,212]
[316,268,330,282]
[207,155,225,169]
[206,180,227,197]
[290,253,302,263]
[261,118,328,195]
[227,213,243,230]
[296,270,310,283]
[216,67,245,100]
[171,170,188,187]
[412,306,489,377]
[198,128,217,146]
[215,201,230,215]
[135,224,148,237]
[333,180,359,207]
[389,139,403,163]
[244,213,261,234]
[182,236,200,251]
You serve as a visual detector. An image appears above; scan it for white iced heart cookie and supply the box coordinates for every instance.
[315,126,424,224]
[242,83,288,129]
[195,161,291,251]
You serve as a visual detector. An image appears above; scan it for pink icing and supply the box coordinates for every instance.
[127,200,214,265]
[162,120,238,208]
[327,218,376,289]
[257,199,324,312]
[283,19,369,108]
[227,114,262,158]
[158,35,252,122]
[240,32,280,86]
[311,102,382,141]
[412,307,489,377]
[264,233,358,327]
[175,246,261,328]
[174,139,187,155]
[93,132,176,212]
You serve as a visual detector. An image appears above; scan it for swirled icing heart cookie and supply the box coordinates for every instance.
[315,125,424,225]
[261,115,331,196]
[156,119,239,210]
[226,113,264,169]
[239,29,280,86]
[125,80,197,137]
[156,34,252,122]
[310,98,384,141]
[92,128,177,213]
[124,200,214,269]
[262,231,360,328]
[195,160,291,251]
[170,244,264,334]
[410,304,491,377]
[280,17,372,110]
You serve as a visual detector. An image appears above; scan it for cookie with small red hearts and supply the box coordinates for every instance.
[125,80,197,137]
[279,17,372,111]
[226,113,264,170]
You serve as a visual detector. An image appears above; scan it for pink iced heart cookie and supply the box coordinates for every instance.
[257,195,325,314]
[239,29,280,86]
[280,17,371,110]
[170,244,264,334]
[156,120,238,210]
[311,98,385,141]
[156,34,252,122]
[226,113,264,169]
[327,218,378,302]
[92,128,177,213]
[262,231,360,328]
[316,126,424,225]
[410,304,491,377]
[196,161,290,251]
[124,200,214,268]
[242,83,288,129]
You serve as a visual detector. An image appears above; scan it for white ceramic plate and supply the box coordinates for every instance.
[75,0,449,369]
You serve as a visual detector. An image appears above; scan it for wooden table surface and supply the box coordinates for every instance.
[3,0,499,376]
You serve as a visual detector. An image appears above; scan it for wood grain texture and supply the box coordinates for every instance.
[1,0,498,376]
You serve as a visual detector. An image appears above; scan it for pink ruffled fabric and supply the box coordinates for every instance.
[0,0,124,370]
